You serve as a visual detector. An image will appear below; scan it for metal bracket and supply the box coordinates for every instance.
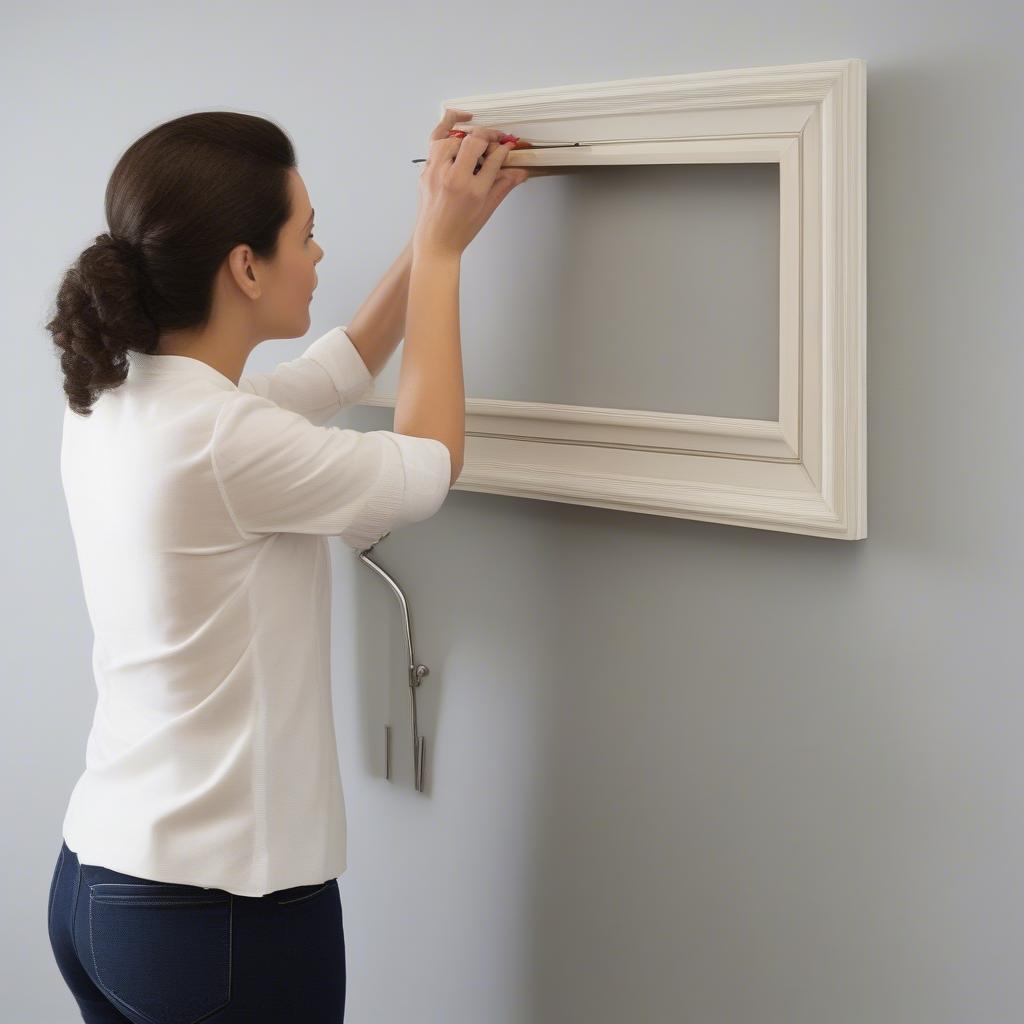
[357,533,430,792]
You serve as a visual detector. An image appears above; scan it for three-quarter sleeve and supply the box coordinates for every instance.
[211,392,452,549]
[237,325,375,425]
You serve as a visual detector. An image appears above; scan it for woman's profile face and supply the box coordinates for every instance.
[252,167,323,338]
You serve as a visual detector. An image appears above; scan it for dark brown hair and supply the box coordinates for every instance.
[46,111,297,415]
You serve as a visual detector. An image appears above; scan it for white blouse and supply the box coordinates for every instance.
[59,326,452,896]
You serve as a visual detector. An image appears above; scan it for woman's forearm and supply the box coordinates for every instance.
[393,245,465,483]
[344,238,415,377]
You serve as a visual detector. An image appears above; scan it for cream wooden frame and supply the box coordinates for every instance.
[367,58,867,539]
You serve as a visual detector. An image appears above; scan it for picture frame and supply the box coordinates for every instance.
[366,58,866,540]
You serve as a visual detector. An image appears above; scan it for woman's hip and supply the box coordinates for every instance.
[47,838,346,1023]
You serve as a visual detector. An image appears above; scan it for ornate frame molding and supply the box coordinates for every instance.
[367,58,867,539]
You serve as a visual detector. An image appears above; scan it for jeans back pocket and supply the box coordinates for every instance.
[88,882,232,1024]
[273,879,333,907]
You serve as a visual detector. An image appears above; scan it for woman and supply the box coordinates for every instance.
[44,108,527,1023]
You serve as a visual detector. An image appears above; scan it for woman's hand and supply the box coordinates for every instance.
[412,108,530,258]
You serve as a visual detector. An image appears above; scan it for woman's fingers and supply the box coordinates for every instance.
[430,108,473,142]
[463,126,506,144]
[451,131,492,177]
[423,111,520,178]
[430,108,511,146]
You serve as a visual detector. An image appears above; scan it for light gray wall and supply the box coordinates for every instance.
[5,3,1022,1022]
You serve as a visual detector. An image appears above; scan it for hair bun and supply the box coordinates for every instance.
[99,232,144,270]
[49,110,294,415]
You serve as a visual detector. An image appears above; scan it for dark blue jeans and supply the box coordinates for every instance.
[47,839,346,1022]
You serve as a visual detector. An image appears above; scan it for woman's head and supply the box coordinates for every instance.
[46,111,323,415]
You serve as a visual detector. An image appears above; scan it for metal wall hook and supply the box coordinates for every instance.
[357,533,430,793]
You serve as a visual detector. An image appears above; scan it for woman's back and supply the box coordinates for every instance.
[59,331,451,897]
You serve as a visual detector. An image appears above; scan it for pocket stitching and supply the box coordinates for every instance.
[91,881,227,893]
[275,880,331,906]
[91,897,228,907]
[90,882,230,906]
[91,882,192,889]
[89,887,233,1024]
